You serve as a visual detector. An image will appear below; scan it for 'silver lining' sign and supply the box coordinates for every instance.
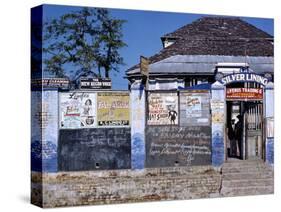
[219,73,268,86]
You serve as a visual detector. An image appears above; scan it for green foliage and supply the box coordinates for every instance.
[43,7,127,79]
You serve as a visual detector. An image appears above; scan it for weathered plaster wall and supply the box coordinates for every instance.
[211,82,225,167]
[265,82,274,165]
[31,90,59,172]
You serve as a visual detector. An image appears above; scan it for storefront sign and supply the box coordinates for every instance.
[220,73,268,86]
[226,88,263,100]
[32,78,70,90]
[80,78,111,89]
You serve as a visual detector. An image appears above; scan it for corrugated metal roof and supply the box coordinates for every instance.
[127,55,273,75]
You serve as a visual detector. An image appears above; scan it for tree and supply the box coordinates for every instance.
[43,7,126,79]
[96,9,126,78]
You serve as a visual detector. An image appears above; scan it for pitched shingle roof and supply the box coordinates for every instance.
[126,17,273,75]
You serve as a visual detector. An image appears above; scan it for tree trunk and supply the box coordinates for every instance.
[105,66,109,78]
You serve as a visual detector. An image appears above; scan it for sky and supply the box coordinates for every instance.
[42,4,274,90]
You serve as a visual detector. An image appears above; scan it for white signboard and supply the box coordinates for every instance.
[60,92,97,128]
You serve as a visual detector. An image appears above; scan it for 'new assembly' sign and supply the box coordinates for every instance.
[219,73,269,86]
[80,78,112,90]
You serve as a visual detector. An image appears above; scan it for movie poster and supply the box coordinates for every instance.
[147,92,178,125]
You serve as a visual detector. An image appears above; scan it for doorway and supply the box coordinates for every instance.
[226,101,264,160]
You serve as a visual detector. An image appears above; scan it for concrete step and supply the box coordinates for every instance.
[223,162,269,169]
[221,159,274,197]
[222,167,273,174]
[221,185,274,196]
[222,172,273,180]
[223,160,269,166]
[222,178,274,188]
[225,158,264,163]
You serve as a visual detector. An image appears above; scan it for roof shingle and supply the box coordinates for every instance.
[127,17,273,75]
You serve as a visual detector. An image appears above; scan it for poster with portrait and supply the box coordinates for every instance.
[147,92,178,125]
[97,92,130,126]
[59,92,97,128]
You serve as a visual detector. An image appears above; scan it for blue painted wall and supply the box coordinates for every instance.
[31,90,58,172]
[130,82,146,169]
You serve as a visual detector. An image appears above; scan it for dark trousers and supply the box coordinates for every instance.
[230,139,237,156]
[237,139,242,159]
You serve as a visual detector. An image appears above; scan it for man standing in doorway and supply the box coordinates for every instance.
[228,119,237,157]
[235,115,243,159]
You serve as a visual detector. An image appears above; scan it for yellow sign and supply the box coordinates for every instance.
[97,92,130,126]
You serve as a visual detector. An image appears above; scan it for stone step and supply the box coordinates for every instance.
[221,185,274,196]
[222,168,274,175]
[223,163,271,168]
[225,158,264,163]
[223,162,269,168]
[223,167,271,172]
[222,172,273,180]
[222,178,274,188]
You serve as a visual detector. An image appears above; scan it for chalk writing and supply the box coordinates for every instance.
[58,128,131,171]
[146,126,211,167]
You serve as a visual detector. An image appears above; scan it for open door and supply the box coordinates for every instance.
[244,102,263,160]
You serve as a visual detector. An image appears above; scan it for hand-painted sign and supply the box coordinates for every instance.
[31,78,70,90]
[219,73,268,86]
[97,92,130,126]
[147,92,178,125]
[226,88,263,100]
[80,78,111,90]
[60,92,97,128]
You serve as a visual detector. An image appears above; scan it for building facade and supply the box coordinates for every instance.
[126,17,274,165]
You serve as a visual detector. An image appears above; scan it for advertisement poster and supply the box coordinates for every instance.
[147,92,178,125]
[211,100,225,124]
[97,92,130,126]
[180,91,210,126]
[186,95,202,117]
[60,92,97,128]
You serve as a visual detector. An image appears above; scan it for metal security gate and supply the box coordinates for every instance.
[244,102,264,160]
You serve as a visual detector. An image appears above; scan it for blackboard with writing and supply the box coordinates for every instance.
[58,128,131,171]
[146,126,211,167]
